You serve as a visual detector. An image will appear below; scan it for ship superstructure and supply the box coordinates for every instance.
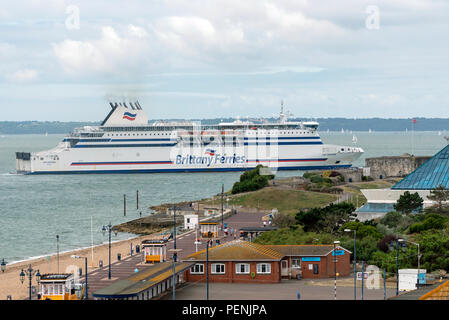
[15,101,363,174]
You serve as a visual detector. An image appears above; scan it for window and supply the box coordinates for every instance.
[191,264,204,274]
[211,263,225,274]
[257,263,271,274]
[235,263,250,274]
[292,259,300,268]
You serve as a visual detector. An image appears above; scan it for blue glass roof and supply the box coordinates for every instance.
[356,202,395,213]
[392,144,449,190]
[356,202,421,214]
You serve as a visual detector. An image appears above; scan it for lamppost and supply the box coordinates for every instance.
[56,234,60,273]
[169,248,182,301]
[1,259,6,273]
[173,206,177,262]
[71,255,88,300]
[390,238,404,296]
[221,183,224,231]
[333,240,340,300]
[102,222,117,279]
[20,264,41,300]
[344,228,357,300]
[206,239,211,301]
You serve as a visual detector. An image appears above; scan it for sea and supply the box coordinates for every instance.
[0,131,447,264]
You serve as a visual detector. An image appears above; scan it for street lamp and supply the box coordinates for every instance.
[71,255,88,300]
[102,222,117,280]
[344,228,357,300]
[221,183,224,231]
[1,259,6,273]
[333,240,340,300]
[390,238,404,296]
[169,248,182,301]
[173,205,177,262]
[206,239,212,301]
[20,264,41,300]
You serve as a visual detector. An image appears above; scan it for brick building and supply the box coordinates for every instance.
[265,245,351,279]
[184,240,284,284]
[184,240,351,284]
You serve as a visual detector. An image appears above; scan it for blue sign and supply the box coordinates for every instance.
[418,273,426,285]
[302,257,321,262]
[332,250,344,256]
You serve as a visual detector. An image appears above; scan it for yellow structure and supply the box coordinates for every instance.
[199,222,218,238]
[40,274,78,300]
[142,241,167,263]
[419,280,449,300]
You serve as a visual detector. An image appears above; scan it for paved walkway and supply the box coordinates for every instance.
[86,210,267,299]
[164,279,397,300]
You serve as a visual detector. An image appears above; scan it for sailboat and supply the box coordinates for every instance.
[341,128,345,133]
[352,135,358,144]
[368,129,372,133]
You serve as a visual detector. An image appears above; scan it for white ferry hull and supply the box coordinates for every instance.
[16,143,361,174]
[15,102,363,174]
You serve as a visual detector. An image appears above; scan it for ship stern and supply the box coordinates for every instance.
[16,152,32,174]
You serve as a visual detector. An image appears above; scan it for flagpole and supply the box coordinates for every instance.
[412,119,416,156]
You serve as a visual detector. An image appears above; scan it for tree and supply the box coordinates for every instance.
[427,185,449,212]
[394,191,423,214]
[296,202,356,235]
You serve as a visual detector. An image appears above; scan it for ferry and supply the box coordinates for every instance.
[15,101,363,174]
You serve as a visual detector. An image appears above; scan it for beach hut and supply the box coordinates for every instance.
[199,222,218,238]
[39,274,78,300]
[142,240,167,263]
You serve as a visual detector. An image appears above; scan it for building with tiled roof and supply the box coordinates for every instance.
[92,261,193,300]
[184,240,351,283]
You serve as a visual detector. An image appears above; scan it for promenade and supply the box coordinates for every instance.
[86,210,267,299]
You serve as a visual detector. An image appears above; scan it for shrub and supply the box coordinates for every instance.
[380,211,403,228]
[409,213,447,233]
[231,165,273,194]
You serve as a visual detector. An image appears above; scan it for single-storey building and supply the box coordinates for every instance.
[265,245,351,279]
[184,214,199,230]
[183,240,351,284]
[184,240,284,284]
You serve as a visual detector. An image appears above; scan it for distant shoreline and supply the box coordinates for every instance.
[1,118,449,134]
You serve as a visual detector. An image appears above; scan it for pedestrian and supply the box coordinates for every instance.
[224,227,228,237]
[263,221,266,227]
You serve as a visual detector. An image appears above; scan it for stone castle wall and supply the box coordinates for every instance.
[365,155,431,179]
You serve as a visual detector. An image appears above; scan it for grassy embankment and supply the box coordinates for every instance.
[225,187,338,215]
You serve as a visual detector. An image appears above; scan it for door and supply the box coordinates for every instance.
[281,260,289,277]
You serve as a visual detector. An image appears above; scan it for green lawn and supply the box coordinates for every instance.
[227,187,338,215]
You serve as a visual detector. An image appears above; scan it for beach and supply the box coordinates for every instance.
[0,233,156,300]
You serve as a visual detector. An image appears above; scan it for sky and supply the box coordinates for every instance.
[0,0,448,121]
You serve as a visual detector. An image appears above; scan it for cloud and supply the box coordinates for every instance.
[52,25,151,76]
[6,68,38,82]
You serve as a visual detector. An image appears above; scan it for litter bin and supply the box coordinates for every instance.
[99,260,103,268]
[136,245,140,253]
[117,253,121,261]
